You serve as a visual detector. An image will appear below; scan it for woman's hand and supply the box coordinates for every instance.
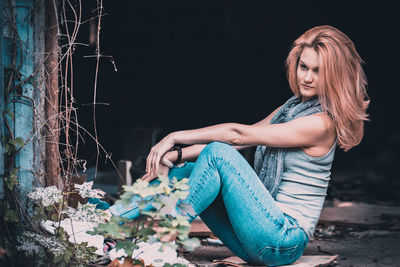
[146,134,175,177]
[141,162,170,182]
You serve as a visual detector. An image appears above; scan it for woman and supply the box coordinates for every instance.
[140,25,369,266]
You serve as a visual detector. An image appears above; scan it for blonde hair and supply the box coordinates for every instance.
[286,25,369,151]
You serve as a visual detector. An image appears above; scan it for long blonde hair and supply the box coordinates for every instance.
[286,25,369,151]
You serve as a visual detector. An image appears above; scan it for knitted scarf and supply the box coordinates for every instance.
[253,95,322,199]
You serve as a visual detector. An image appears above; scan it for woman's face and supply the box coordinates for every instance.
[297,47,320,101]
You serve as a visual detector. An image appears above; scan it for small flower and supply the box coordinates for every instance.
[15,240,42,256]
[28,186,63,207]
[63,203,109,223]
[18,231,65,258]
[75,181,105,199]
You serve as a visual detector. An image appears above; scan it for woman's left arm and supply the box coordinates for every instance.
[171,114,332,147]
[146,113,334,175]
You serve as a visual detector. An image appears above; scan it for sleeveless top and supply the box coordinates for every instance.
[274,142,337,240]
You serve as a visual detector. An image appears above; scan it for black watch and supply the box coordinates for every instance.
[170,146,182,165]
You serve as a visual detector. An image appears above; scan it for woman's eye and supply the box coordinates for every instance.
[300,64,307,70]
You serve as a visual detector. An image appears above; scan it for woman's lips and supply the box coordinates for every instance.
[301,84,314,89]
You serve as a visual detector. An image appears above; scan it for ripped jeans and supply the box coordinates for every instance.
[171,142,308,266]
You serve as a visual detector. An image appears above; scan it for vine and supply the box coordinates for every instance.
[0,0,121,265]
[1,1,198,266]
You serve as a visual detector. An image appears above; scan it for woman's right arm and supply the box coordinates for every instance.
[164,105,282,163]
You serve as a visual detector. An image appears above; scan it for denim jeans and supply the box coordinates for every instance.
[171,142,308,266]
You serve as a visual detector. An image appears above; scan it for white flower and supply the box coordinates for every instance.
[27,186,63,207]
[75,181,106,199]
[15,240,42,256]
[63,203,109,223]
[18,231,65,258]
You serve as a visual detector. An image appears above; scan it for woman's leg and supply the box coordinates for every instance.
[199,194,253,262]
[170,163,253,262]
[108,163,195,218]
[177,142,308,266]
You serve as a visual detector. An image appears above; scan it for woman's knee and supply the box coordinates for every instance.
[197,142,242,168]
[169,162,195,180]
[202,141,235,157]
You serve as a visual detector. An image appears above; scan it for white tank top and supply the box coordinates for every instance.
[275,142,337,240]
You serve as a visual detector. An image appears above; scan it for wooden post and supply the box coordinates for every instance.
[118,160,133,193]
[44,0,60,187]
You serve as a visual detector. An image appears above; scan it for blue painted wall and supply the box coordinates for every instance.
[1,0,44,202]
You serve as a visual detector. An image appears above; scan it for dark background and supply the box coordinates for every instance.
[71,1,399,202]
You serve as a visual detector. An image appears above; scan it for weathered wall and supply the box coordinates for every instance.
[0,0,45,200]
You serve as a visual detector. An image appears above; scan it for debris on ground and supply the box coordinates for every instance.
[209,255,339,267]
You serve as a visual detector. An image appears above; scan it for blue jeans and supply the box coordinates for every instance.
[172,142,308,266]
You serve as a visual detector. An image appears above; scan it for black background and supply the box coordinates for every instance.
[71,0,399,198]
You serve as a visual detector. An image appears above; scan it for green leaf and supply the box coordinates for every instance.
[32,213,42,223]
[140,210,158,218]
[117,191,135,206]
[5,172,18,190]
[11,167,18,175]
[4,108,14,120]
[136,227,156,238]
[51,213,59,222]
[73,242,98,263]
[90,222,125,239]
[91,217,135,239]
[4,208,19,223]
[8,138,16,146]
[14,137,24,147]
[55,226,66,239]
[115,241,139,258]
[36,206,45,215]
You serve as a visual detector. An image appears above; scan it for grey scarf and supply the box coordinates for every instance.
[253,95,322,199]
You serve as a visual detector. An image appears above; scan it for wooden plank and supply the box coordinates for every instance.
[281,255,339,267]
[188,202,400,237]
[189,219,213,237]
[319,202,400,227]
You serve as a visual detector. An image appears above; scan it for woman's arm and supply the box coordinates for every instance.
[146,112,335,175]
[163,105,282,164]
[164,143,250,164]
[171,113,334,148]
[145,106,282,176]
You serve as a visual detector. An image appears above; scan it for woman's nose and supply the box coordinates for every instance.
[304,71,313,83]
